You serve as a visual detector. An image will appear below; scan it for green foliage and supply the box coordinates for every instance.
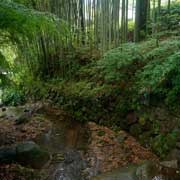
[151,132,177,158]
[20,75,48,101]
[165,72,180,106]
[2,87,25,106]
[160,2,180,30]
[98,43,142,83]
[0,51,10,87]
[0,0,179,162]
[128,20,135,32]
[54,47,100,80]
[50,36,180,125]
[97,130,106,137]
[144,39,180,61]
[13,0,38,8]
[136,52,180,93]
[44,81,115,124]
[130,124,142,137]
[0,0,69,79]
[0,0,68,37]
[98,39,161,84]
[0,52,9,69]
[135,50,180,109]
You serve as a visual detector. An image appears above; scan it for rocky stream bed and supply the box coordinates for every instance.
[0,103,180,180]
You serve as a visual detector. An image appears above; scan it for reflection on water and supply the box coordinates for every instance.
[35,112,89,180]
[35,114,88,154]
[152,176,163,180]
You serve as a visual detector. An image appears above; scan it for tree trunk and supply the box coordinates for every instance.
[134,0,149,42]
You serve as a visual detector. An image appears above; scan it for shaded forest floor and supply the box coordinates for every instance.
[0,104,180,179]
[0,104,159,180]
[26,32,180,159]
[1,32,180,179]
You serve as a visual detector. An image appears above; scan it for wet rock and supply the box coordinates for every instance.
[92,164,138,180]
[26,103,46,114]
[0,107,6,118]
[52,151,87,180]
[0,141,50,169]
[16,141,50,169]
[92,172,135,180]
[0,104,44,124]
[2,107,6,112]
[83,159,100,180]
[0,106,29,122]
[92,161,180,180]
[15,113,31,125]
[166,149,180,167]
[0,146,16,163]
[0,112,5,118]
[176,142,180,149]
[160,160,178,169]
[135,161,162,180]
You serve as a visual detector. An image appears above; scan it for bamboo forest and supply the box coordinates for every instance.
[1,0,180,179]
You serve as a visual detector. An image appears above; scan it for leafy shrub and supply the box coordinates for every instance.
[0,51,10,87]
[2,87,25,106]
[160,2,180,30]
[98,39,161,84]
[144,39,180,61]
[60,47,100,80]
[98,43,143,83]
[128,20,135,32]
[151,132,177,158]
[21,76,48,101]
[45,81,116,124]
[165,65,180,107]
[136,52,180,93]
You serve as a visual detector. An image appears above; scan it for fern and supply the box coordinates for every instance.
[160,2,180,30]
[136,52,180,93]
[144,39,180,61]
[98,43,143,83]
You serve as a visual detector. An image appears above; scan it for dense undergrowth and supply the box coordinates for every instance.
[1,1,180,159]
[2,31,180,158]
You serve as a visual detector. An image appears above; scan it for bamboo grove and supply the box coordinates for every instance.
[28,0,174,50]
[0,0,176,80]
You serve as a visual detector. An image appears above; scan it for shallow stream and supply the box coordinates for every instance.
[1,105,180,180]
[35,112,89,180]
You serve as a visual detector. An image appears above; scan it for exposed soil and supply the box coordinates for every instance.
[0,114,51,146]
[0,105,159,180]
[85,122,158,173]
